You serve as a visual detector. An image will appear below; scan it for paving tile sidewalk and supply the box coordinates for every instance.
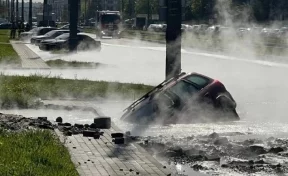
[10,41,50,69]
[48,100,171,176]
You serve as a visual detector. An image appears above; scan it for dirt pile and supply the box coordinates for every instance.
[0,113,54,131]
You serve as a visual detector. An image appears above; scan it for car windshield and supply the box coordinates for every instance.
[29,27,40,33]
[44,30,58,37]
[61,25,69,29]
[101,14,120,24]
[55,33,69,40]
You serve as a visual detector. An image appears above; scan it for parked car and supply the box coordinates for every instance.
[20,27,57,40]
[39,33,101,51]
[30,30,79,45]
[147,24,166,32]
[59,24,83,31]
[121,72,239,124]
[0,22,12,29]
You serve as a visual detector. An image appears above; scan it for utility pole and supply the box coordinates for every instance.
[43,0,47,21]
[147,0,150,28]
[21,0,23,22]
[166,0,182,79]
[28,0,32,27]
[7,0,10,21]
[69,0,79,52]
[121,0,124,17]
[11,0,14,22]
[84,0,87,25]
[159,0,182,80]
[128,0,131,19]
[16,0,18,22]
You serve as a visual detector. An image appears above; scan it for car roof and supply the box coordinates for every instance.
[52,30,69,32]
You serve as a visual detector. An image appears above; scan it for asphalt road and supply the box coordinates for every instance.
[3,38,288,122]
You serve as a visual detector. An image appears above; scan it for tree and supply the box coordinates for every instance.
[191,0,215,21]
[251,0,271,22]
[0,2,7,18]
[61,4,69,22]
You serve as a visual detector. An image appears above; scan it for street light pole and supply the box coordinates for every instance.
[21,0,23,22]
[28,0,32,27]
[69,0,79,52]
[165,0,182,79]
[7,0,10,21]
[84,0,87,25]
[147,0,150,28]
[11,0,14,22]
[43,0,47,22]
[16,0,18,22]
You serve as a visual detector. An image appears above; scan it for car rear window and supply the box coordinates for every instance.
[185,75,211,89]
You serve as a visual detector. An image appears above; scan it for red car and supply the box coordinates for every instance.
[121,72,239,124]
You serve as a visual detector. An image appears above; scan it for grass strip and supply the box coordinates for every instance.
[0,29,21,65]
[46,59,101,68]
[0,74,153,108]
[0,29,10,43]
[0,129,78,176]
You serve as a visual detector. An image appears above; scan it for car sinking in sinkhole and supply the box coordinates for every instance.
[121,72,239,124]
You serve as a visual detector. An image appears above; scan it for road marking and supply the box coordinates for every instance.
[102,42,288,69]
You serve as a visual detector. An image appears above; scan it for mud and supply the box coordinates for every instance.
[138,132,288,175]
[0,113,54,131]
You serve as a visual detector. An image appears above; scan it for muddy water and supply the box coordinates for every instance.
[1,99,288,175]
[84,100,288,176]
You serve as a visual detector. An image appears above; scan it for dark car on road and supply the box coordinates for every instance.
[59,24,83,32]
[0,22,12,29]
[121,72,239,124]
[39,33,101,51]
[30,30,72,45]
[20,27,57,40]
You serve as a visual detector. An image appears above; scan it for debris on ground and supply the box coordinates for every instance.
[137,132,288,175]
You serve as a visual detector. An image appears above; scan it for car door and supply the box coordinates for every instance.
[165,80,204,123]
[153,91,181,124]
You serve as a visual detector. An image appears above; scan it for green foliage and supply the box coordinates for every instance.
[134,0,158,15]
[0,75,153,108]
[0,130,78,176]
[0,30,10,43]
[0,30,21,65]
[118,0,288,23]
[251,0,271,22]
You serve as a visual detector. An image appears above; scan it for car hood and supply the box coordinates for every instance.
[32,35,48,39]
[21,32,33,36]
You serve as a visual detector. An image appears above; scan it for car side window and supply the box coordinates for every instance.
[40,29,51,35]
[168,81,198,102]
[82,36,93,42]
[156,92,175,109]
